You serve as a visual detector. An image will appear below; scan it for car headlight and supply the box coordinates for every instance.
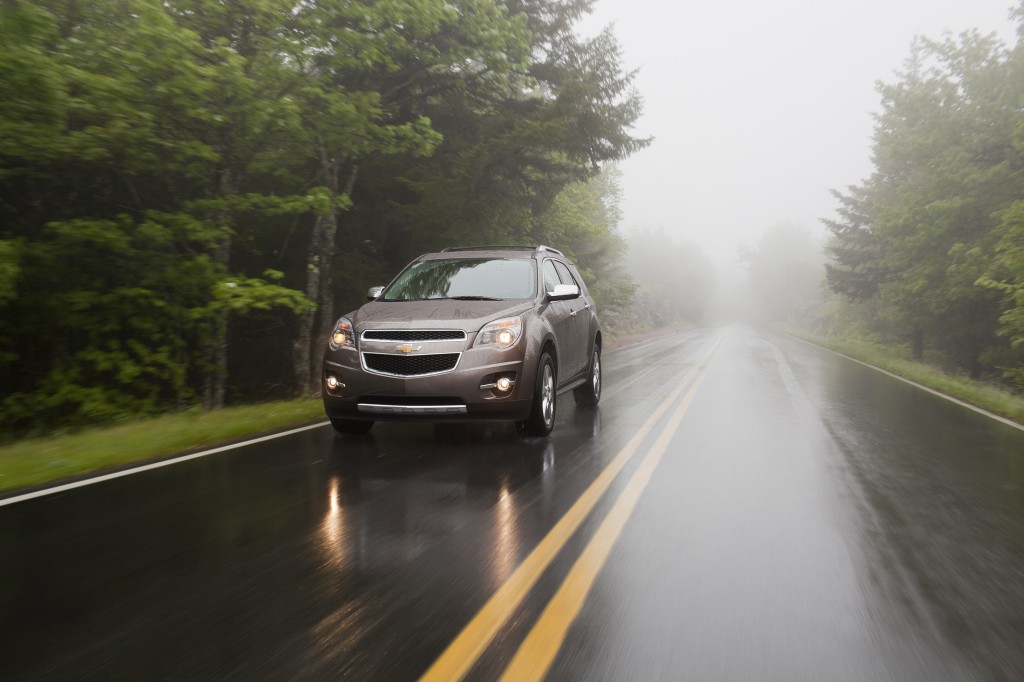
[329,317,355,350]
[474,316,523,350]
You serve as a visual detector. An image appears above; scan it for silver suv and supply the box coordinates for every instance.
[322,245,601,437]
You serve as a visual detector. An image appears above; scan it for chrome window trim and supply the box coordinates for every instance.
[360,351,462,378]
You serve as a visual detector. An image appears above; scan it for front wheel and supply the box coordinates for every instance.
[330,418,374,435]
[517,352,557,437]
[573,345,601,408]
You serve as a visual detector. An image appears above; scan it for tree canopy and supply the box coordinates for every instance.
[0,0,646,434]
[825,10,1024,382]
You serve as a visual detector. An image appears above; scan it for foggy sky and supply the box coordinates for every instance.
[581,0,1020,270]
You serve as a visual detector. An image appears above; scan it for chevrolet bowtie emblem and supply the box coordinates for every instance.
[394,344,422,353]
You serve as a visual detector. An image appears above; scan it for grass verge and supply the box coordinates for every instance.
[786,328,1024,426]
[0,398,326,495]
[0,323,687,498]
[11,324,1017,497]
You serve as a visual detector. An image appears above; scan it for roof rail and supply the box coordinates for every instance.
[441,245,565,256]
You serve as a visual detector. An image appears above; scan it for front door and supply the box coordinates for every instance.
[553,260,589,379]
[542,259,579,383]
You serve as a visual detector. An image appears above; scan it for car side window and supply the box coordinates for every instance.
[542,260,561,294]
[553,261,576,286]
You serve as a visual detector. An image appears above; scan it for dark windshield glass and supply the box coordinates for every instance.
[382,258,536,301]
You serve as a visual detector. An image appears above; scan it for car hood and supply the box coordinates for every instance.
[349,299,535,333]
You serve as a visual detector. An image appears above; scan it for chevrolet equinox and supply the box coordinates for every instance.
[321,245,602,437]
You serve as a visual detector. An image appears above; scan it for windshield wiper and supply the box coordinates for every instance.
[447,295,503,301]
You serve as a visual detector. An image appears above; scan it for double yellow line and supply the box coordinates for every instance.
[420,335,723,682]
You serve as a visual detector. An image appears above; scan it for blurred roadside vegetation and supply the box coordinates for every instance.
[741,6,1024,412]
[0,398,324,493]
[0,326,690,494]
[0,0,649,438]
[786,329,1024,426]
[616,229,715,333]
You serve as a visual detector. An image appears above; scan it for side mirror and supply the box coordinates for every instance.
[547,283,580,301]
[367,286,384,300]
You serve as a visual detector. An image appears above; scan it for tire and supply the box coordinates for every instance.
[517,352,557,437]
[330,418,374,435]
[573,345,601,408]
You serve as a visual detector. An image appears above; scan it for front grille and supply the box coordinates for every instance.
[362,352,461,377]
[362,330,466,342]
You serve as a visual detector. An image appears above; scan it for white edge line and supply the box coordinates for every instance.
[784,333,1024,434]
[0,421,331,508]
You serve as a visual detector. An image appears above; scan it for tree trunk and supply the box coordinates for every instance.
[911,323,924,361]
[293,145,358,396]
[203,234,231,409]
[309,205,340,390]
[293,212,328,396]
[204,168,235,409]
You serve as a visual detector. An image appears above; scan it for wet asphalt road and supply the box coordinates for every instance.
[1,326,1023,680]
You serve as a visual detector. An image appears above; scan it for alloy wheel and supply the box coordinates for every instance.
[541,363,555,426]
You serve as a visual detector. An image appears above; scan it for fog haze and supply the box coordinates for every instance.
[582,0,1019,269]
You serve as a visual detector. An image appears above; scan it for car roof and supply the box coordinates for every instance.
[419,245,566,261]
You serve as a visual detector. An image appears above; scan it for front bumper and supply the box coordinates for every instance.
[322,345,537,423]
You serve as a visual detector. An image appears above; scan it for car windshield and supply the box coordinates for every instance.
[382,258,535,301]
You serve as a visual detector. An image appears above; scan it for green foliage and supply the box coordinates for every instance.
[791,330,1024,425]
[535,169,636,317]
[2,214,211,429]
[0,3,65,170]
[0,240,20,306]
[354,0,648,265]
[0,0,646,435]
[0,209,316,432]
[0,398,325,492]
[824,21,1024,380]
[824,185,884,300]
[978,200,1024,385]
[213,275,316,314]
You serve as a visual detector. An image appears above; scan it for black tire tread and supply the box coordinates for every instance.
[573,345,601,407]
[517,352,556,437]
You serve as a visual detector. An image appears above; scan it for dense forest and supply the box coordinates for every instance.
[0,0,647,434]
[745,7,1024,390]
[824,9,1024,387]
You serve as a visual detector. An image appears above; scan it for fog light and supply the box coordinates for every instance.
[326,374,340,390]
[496,377,512,392]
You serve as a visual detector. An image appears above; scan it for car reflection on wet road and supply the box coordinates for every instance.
[1,326,1022,680]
